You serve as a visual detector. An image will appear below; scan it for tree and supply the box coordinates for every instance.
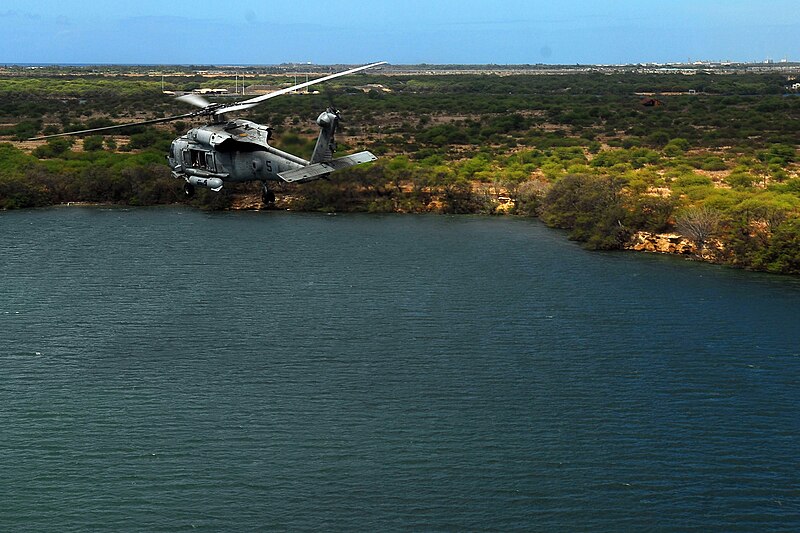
[627,195,676,233]
[676,206,722,257]
[514,179,550,216]
[752,219,800,274]
[12,120,41,140]
[83,136,104,151]
[32,138,73,159]
[540,174,630,249]
[758,144,796,167]
[663,138,690,157]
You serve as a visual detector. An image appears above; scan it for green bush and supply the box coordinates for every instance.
[540,174,630,249]
[83,136,105,152]
[726,172,755,189]
[752,219,800,274]
[758,144,796,167]
[32,138,73,159]
[674,173,713,188]
[663,138,690,156]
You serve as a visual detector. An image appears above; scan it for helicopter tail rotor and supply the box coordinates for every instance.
[310,107,341,163]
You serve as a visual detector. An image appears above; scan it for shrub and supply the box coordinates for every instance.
[752,219,800,274]
[726,172,755,189]
[675,206,722,256]
[32,138,73,159]
[540,174,630,249]
[663,138,690,156]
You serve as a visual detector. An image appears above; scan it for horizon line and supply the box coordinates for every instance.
[3,60,799,68]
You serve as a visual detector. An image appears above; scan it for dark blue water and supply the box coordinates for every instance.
[2,208,799,531]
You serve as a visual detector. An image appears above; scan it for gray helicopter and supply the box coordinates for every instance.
[33,62,386,203]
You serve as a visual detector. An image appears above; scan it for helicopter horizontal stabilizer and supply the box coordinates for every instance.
[278,151,377,183]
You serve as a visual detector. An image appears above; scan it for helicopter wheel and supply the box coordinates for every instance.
[183,182,195,198]
[261,187,276,205]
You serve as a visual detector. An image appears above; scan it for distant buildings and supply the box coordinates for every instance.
[193,88,229,95]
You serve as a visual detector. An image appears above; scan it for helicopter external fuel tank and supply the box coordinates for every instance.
[186,174,223,191]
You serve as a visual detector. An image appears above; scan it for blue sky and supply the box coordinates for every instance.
[2,0,798,65]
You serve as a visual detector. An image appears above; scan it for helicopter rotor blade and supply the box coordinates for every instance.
[215,61,386,115]
[29,62,387,140]
[214,102,257,114]
[176,93,212,108]
[29,112,198,140]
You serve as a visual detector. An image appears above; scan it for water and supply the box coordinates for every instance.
[1,207,799,531]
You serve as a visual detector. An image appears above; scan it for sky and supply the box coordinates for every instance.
[1,0,799,65]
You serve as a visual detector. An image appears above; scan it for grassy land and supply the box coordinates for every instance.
[1,66,799,274]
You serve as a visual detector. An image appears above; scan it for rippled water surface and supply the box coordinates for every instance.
[2,207,799,531]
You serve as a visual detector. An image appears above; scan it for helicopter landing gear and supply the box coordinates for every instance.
[183,182,195,198]
[261,183,276,205]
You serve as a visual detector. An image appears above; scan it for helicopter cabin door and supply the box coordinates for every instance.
[184,149,215,171]
[204,152,216,172]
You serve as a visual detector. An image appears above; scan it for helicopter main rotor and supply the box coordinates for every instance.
[30,61,387,140]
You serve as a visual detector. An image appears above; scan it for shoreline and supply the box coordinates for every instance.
[6,199,765,275]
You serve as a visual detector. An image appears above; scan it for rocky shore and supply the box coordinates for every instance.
[625,231,696,256]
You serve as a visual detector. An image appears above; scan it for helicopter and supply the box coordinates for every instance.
[32,61,387,204]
